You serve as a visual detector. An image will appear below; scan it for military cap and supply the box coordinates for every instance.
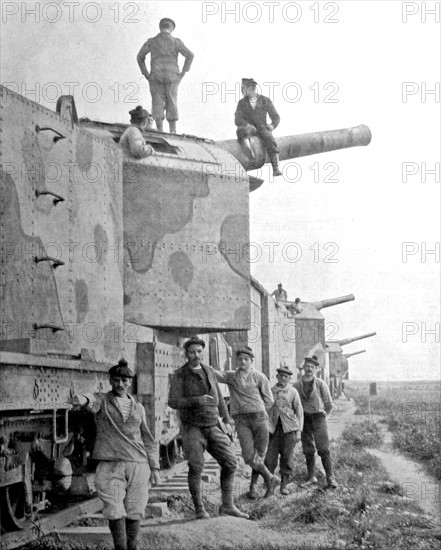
[236,345,255,359]
[109,358,134,378]
[184,337,205,350]
[304,355,319,367]
[277,365,293,376]
[129,105,151,122]
[159,17,176,30]
[241,77,258,87]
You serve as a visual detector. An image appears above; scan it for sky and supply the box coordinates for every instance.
[1,0,440,381]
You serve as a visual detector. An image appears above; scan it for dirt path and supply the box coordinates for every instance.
[366,425,441,525]
[310,397,440,525]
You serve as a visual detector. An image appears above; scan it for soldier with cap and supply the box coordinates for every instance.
[119,105,154,159]
[137,18,194,133]
[235,77,282,177]
[293,355,338,489]
[168,337,248,520]
[264,366,303,496]
[214,346,279,499]
[69,359,160,550]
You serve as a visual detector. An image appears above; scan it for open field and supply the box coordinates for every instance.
[345,380,441,481]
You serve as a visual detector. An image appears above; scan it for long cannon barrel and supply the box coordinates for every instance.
[216,124,372,172]
[343,350,366,359]
[310,294,355,311]
[339,332,376,346]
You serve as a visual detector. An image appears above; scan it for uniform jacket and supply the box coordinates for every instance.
[119,126,153,159]
[215,367,274,416]
[268,383,304,434]
[83,391,160,469]
[168,363,231,427]
[137,32,194,82]
[235,95,280,130]
[293,377,333,416]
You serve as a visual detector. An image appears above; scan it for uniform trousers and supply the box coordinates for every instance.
[95,461,150,520]
[264,420,297,477]
[148,77,180,122]
[236,125,279,155]
[233,412,269,467]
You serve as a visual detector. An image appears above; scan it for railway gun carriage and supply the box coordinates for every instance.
[326,333,376,397]
[0,83,372,532]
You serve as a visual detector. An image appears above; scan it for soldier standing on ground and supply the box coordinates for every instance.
[69,359,161,550]
[293,356,338,489]
[119,106,154,159]
[265,366,303,496]
[214,346,280,499]
[235,77,282,176]
[137,18,194,134]
[168,337,248,520]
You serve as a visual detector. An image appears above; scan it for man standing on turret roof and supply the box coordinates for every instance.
[271,283,288,302]
[235,78,282,176]
[137,18,194,134]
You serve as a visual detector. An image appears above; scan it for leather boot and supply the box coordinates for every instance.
[280,474,290,496]
[188,469,209,519]
[219,470,249,519]
[248,469,259,499]
[301,455,318,487]
[239,138,256,160]
[270,153,282,176]
[155,119,164,132]
[169,121,177,133]
[321,453,338,489]
[126,519,140,550]
[252,461,280,498]
[108,518,127,550]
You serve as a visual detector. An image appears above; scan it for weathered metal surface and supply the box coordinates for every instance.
[122,135,251,332]
[136,341,183,445]
[0,358,110,411]
[0,85,124,363]
[217,124,372,171]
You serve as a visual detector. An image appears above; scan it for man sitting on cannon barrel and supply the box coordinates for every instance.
[235,77,282,177]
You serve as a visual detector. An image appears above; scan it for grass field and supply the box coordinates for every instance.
[345,380,441,481]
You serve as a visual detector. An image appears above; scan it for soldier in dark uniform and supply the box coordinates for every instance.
[235,78,282,177]
[168,337,248,520]
[137,18,194,134]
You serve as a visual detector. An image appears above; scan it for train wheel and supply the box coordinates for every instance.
[160,440,177,469]
[0,482,31,532]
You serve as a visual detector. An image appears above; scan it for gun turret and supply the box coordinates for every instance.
[216,124,372,173]
[310,294,355,311]
[343,350,366,359]
[339,332,376,346]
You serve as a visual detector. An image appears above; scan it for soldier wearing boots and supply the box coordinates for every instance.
[293,356,338,489]
[265,366,303,496]
[69,359,161,550]
[137,18,194,133]
[235,78,282,177]
[215,346,280,499]
[168,337,248,520]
